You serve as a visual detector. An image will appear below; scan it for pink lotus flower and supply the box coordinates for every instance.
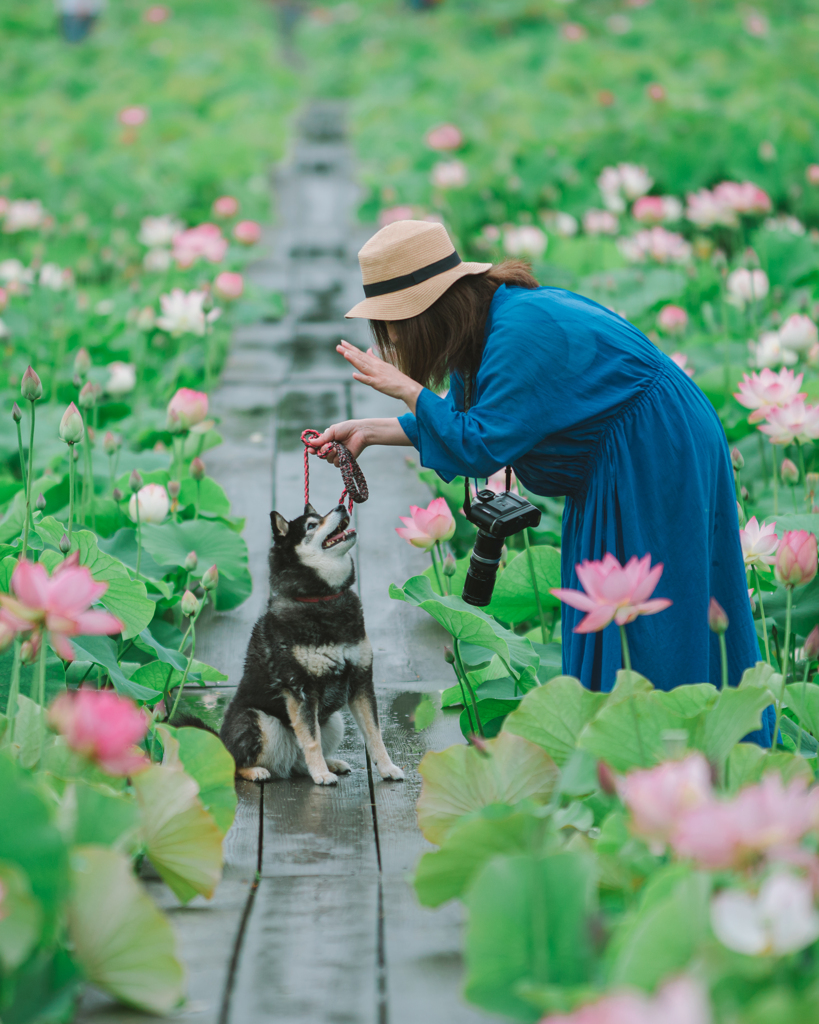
[734,368,805,423]
[685,188,737,229]
[172,223,227,267]
[48,689,149,775]
[214,271,244,300]
[726,267,769,307]
[430,160,468,189]
[233,220,262,245]
[167,387,208,431]
[396,498,455,550]
[670,352,694,377]
[561,22,587,41]
[671,774,819,869]
[541,976,711,1024]
[379,205,415,228]
[118,106,148,127]
[759,400,819,445]
[0,554,124,662]
[657,305,688,334]
[808,165,819,187]
[583,209,619,235]
[713,180,772,215]
[144,5,170,22]
[425,124,463,151]
[617,753,712,851]
[503,225,547,258]
[632,195,682,223]
[618,227,692,264]
[551,553,672,633]
[775,530,818,588]
[740,516,779,569]
[212,195,239,219]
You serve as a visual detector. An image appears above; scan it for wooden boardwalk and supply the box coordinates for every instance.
[78,103,498,1024]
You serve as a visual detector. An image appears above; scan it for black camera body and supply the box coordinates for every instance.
[462,489,542,607]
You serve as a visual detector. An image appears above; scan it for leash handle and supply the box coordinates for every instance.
[301,429,369,514]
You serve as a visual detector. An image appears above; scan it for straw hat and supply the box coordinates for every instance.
[345,220,492,320]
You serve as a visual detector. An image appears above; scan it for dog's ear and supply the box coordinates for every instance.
[304,502,318,516]
[270,511,289,538]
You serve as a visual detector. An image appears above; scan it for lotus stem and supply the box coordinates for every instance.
[168,599,205,723]
[523,528,548,644]
[67,444,76,546]
[752,567,772,665]
[15,418,28,560]
[773,586,793,750]
[619,624,632,673]
[80,411,94,530]
[757,432,769,487]
[5,639,22,747]
[135,495,143,580]
[797,658,811,758]
[719,632,729,692]
[453,637,484,738]
[37,635,47,764]
[429,544,444,594]
[798,443,809,503]
[771,444,779,515]
[23,403,36,559]
[194,479,201,520]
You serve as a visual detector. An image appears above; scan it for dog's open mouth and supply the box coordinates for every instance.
[322,526,355,549]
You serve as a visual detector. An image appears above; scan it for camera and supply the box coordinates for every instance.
[462,488,542,607]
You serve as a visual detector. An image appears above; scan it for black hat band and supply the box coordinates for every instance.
[362,250,462,298]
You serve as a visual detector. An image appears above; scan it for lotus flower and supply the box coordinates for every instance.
[712,180,772,215]
[541,211,578,237]
[172,223,227,267]
[582,209,619,235]
[167,387,208,431]
[670,352,694,377]
[775,530,818,587]
[740,516,779,568]
[632,195,683,223]
[212,195,239,218]
[105,361,136,397]
[59,402,84,445]
[749,330,799,368]
[2,200,45,234]
[233,220,262,245]
[143,248,172,272]
[379,205,415,228]
[138,214,183,248]
[502,225,547,258]
[118,106,148,127]
[430,160,468,189]
[759,400,819,445]
[396,498,455,550]
[129,483,170,525]
[618,227,692,264]
[39,263,73,291]
[779,314,818,353]
[156,288,217,337]
[0,258,34,287]
[808,165,819,187]
[425,123,463,151]
[617,753,712,851]
[685,188,738,228]
[541,976,711,1024]
[726,267,769,307]
[214,271,244,300]
[474,468,517,497]
[0,554,124,661]
[711,872,819,957]
[657,305,688,334]
[551,552,672,633]
[596,163,653,212]
[48,688,149,775]
[144,5,170,22]
[734,368,805,423]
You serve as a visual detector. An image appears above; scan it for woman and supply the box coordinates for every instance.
[310,219,772,744]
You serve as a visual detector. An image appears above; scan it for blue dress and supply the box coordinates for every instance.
[398,284,773,746]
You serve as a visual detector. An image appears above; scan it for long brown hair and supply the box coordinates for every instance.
[369,259,539,390]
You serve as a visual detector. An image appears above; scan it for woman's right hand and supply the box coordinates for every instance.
[307,420,371,465]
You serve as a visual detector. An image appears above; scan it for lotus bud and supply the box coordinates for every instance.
[442,553,457,576]
[11,402,21,423]
[103,430,119,455]
[112,488,123,502]
[201,564,219,591]
[180,589,199,617]
[59,402,84,445]
[59,532,71,553]
[190,457,205,481]
[731,447,744,471]
[129,469,143,493]
[184,550,198,572]
[73,347,91,379]
[804,625,819,661]
[737,501,746,527]
[20,638,37,664]
[775,530,819,588]
[597,761,617,795]
[741,485,750,501]
[708,597,729,635]
[35,493,46,511]
[21,366,42,402]
[72,446,80,462]
[808,473,819,495]
[168,480,181,501]
[443,645,455,664]
[78,381,102,409]
[469,733,490,756]
[782,458,799,485]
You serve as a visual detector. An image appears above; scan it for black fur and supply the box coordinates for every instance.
[220,503,382,777]
[166,710,220,738]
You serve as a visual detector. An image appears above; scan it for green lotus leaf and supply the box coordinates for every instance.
[0,859,43,971]
[159,724,237,836]
[503,675,607,767]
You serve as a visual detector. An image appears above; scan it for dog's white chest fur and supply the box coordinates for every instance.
[292,638,373,677]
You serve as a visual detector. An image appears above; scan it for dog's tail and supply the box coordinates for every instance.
[166,709,220,738]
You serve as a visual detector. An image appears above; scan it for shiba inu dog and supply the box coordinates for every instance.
[220,503,404,786]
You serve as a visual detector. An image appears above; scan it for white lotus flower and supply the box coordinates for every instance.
[727,268,769,307]
[156,289,208,336]
[749,330,798,368]
[3,199,45,234]
[740,516,779,568]
[502,225,548,258]
[138,215,184,248]
[430,160,468,189]
[779,314,818,353]
[39,263,73,291]
[0,259,34,286]
[129,483,170,524]
[143,248,172,273]
[105,362,137,397]
[711,872,819,956]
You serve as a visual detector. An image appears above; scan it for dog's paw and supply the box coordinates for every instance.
[377,761,404,781]
[325,758,352,774]
[311,769,339,786]
[238,766,271,782]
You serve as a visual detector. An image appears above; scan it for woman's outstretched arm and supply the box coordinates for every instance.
[307,418,413,465]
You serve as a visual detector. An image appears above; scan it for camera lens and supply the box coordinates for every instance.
[462,530,505,606]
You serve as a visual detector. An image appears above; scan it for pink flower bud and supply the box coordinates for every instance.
[167,479,181,500]
[103,430,120,455]
[190,457,205,481]
[20,637,39,665]
[181,589,199,617]
[781,458,799,485]
[129,469,143,494]
[597,761,617,795]
[201,564,219,591]
[442,553,457,576]
[21,366,42,402]
[48,689,148,776]
[73,347,91,379]
[807,165,819,187]
[35,493,46,511]
[166,387,208,431]
[184,550,198,572]
[78,381,102,409]
[233,220,262,245]
[212,195,239,218]
[444,645,455,664]
[656,304,688,335]
[112,488,123,502]
[731,447,744,471]
[59,532,71,553]
[775,530,818,588]
[11,402,21,423]
[469,733,491,755]
[118,106,148,127]
[708,597,729,635]
[214,271,244,300]
[804,625,819,661]
[59,402,84,445]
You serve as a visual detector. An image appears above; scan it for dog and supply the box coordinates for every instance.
[219,503,404,786]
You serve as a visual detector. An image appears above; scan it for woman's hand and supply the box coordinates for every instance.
[307,418,414,465]
[336,340,423,412]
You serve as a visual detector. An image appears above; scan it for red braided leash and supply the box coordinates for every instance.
[301,429,369,514]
